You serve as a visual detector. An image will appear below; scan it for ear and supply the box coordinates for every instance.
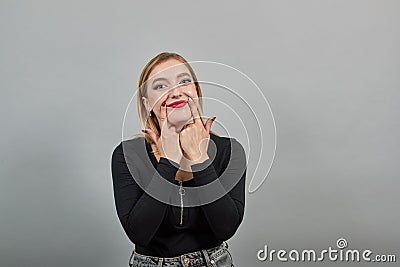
[142,96,151,113]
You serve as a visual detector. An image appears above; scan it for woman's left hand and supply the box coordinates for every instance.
[179,97,216,165]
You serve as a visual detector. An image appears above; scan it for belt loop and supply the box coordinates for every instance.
[128,249,135,267]
[201,249,211,266]
[157,256,163,267]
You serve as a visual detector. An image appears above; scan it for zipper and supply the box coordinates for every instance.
[178,180,185,225]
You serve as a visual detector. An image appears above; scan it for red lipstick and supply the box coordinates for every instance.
[168,100,188,108]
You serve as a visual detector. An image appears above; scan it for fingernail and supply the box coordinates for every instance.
[188,97,193,102]
[211,116,216,121]
[142,129,147,133]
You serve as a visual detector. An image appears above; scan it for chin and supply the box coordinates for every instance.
[167,112,192,127]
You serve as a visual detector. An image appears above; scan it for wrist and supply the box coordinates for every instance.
[180,153,209,168]
[188,154,209,165]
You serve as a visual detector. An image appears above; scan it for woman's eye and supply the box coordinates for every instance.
[153,84,167,90]
[179,79,192,85]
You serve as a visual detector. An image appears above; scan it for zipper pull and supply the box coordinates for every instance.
[178,180,185,225]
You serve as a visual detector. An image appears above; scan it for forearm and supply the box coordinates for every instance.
[112,144,179,246]
[124,158,179,245]
[190,158,246,240]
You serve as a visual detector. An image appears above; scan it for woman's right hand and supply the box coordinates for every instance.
[142,102,183,165]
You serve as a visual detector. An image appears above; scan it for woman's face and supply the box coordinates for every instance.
[142,58,198,128]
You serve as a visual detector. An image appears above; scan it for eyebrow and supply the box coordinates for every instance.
[151,72,191,86]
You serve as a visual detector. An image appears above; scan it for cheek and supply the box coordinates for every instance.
[152,102,162,115]
[184,85,198,98]
[148,93,165,109]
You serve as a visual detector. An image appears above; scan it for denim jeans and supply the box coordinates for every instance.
[128,241,234,267]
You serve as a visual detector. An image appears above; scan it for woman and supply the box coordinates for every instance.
[111,52,246,267]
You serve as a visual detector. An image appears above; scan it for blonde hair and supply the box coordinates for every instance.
[131,52,218,147]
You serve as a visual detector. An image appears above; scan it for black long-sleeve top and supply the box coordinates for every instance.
[111,132,246,257]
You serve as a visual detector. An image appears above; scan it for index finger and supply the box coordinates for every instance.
[187,96,202,125]
[159,100,167,121]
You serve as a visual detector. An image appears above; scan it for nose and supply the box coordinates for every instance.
[168,84,184,99]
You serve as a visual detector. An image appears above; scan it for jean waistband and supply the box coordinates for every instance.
[129,241,229,267]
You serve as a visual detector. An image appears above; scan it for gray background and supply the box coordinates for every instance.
[1,0,399,266]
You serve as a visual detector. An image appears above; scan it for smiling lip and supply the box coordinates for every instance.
[168,100,188,108]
